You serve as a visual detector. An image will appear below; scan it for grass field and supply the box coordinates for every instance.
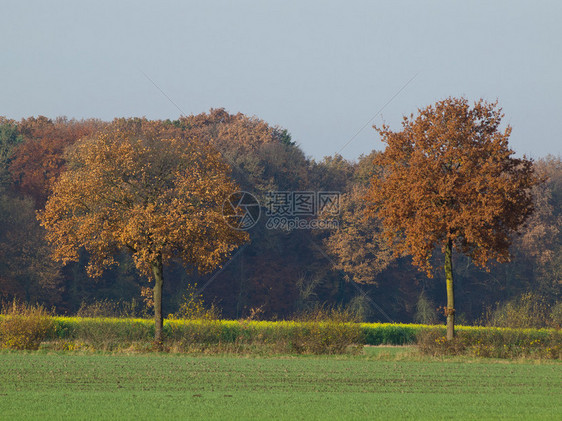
[0,348,560,420]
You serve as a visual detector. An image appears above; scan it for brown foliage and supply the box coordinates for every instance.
[179,109,307,192]
[514,156,562,267]
[38,118,248,277]
[178,108,281,151]
[38,118,249,345]
[323,185,394,284]
[10,116,105,206]
[366,97,540,275]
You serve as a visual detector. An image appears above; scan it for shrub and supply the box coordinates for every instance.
[168,284,221,321]
[416,329,470,356]
[549,302,562,328]
[413,291,439,325]
[3,308,558,359]
[417,327,561,359]
[0,301,53,350]
[289,306,363,354]
[346,295,373,322]
[484,293,554,329]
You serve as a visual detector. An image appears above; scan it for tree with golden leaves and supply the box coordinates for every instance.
[324,185,394,285]
[366,98,539,339]
[39,118,248,347]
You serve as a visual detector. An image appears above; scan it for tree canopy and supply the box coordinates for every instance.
[10,116,104,206]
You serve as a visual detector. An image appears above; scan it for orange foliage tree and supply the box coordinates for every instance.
[324,184,394,285]
[366,98,539,339]
[39,118,248,346]
[10,116,104,207]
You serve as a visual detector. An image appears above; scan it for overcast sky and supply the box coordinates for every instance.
[1,0,560,160]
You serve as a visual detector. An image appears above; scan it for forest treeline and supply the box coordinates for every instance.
[0,111,560,324]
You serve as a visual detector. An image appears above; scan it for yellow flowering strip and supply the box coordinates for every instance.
[40,317,558,346]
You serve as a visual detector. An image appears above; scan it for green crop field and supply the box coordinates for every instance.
[0,350,560,420]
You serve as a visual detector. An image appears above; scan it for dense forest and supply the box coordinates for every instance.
[0,110,560,324]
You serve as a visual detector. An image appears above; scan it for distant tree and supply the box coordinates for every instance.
[511,156,562,297]
[0,191,62,304]
[0,118,23,188]
[39,119,247,347]
[366,97,539,339]
[323,185,394,285]
[310,154,355,193]
[0,118,62,303]
[10,116,104,207]
[178,109,308,192]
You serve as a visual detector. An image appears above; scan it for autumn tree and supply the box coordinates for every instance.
[10,116,105,207]
[0,118,23,188]
[0,192,62,304]
[324,185,394,285]
[39,118,248,346]
[177,109,309,192]
[310,154,355,193]
[510,156,562,297]
[366,97,539,339]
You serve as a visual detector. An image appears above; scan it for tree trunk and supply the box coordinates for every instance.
[444,238,455,340]
[151,254,164,350]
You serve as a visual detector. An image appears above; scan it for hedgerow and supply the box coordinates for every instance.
[1,313,560,358]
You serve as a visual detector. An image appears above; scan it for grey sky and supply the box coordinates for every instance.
[1,0,560,160]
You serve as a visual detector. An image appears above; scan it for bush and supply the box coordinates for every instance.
[417,329,471,356]
[0,301,54,350]
[417,327,561,359]
[289,306,363,354]
[484,293,556,329]
[549,302,562,328]
[168,284,221,321]
[165,309,363,355]
[413,291,439,325]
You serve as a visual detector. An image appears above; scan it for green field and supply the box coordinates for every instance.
[0,349,560,420]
